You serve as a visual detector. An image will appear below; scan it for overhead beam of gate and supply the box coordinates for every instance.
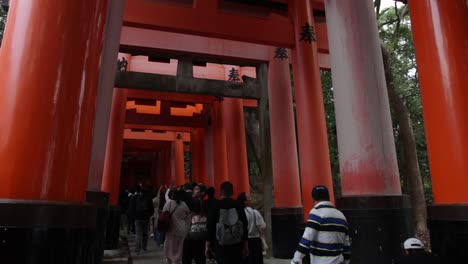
[115,71,260,99]
[124,129,191,142]
[123,0,294,47]
[126,109,208,128]
[124,124,194,133]
[120,26,270,63]
[120,27,330,69]
[126,90,215,104]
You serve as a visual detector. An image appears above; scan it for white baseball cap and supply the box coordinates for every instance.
[403,238,424,249]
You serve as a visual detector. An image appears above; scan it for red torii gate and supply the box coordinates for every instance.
[0,0,466,263]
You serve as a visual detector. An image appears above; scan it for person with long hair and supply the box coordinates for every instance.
[163,188,191,264]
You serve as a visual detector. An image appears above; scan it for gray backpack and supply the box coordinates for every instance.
[216,208,244,245]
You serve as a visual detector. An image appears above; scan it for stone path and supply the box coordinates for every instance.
[128,235,290,264]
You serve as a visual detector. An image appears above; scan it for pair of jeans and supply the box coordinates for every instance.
[155,230,166,245]
[135,219,149,252]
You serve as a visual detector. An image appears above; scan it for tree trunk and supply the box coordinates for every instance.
[381,43,431,249]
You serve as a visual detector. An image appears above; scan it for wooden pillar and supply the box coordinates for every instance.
[266,48,305,257]
[87,0,126,192]
[174,137,185,186]
[0,0,108,261]
[162,145,172,186]
[223,98,250,196]
[325,0,409,262]
[100,87,127,251]
[409,0,468,260]
[212,101,229,192]
[291,0,335,217]
[102,89,128,206]
[0,0,107,202]
[268,47,302,208]
[191,128,207,184]
[410,0,468,205]
[204,113,216,187]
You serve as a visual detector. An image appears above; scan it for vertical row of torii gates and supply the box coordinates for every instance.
[0,0,466,263]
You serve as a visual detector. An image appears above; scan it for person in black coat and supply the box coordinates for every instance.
[128,185,154,253]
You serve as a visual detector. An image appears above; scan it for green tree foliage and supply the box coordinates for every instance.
[378,5,432,204]
[0,8,6,44]
[321,71,341,196]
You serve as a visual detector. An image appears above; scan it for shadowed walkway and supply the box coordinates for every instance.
[127,234,290,264]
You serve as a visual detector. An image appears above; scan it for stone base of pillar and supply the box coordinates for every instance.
[428,204,468,262]
[105,206,121,250]
[0,200,97,263]
[271,207,304,259]
[337,195,412,264]
[86,191,110,264]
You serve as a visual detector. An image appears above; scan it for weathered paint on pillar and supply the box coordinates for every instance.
[222,98,250,196]
[268,47,302,208]
[409,0,468,204]
[325,0,401,195]
[102,89,128,206]
[212,101,229,192]
[174,137,185,186]
[87,0,127,192]
[0,0,107,201]
[291,0,335,214]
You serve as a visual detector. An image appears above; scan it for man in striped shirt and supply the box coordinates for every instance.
[291,186,351,264]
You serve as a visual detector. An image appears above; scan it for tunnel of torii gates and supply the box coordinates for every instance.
[0,0,467,263]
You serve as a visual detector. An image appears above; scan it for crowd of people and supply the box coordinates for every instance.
[119,181,266,264]
[120,182,440,264]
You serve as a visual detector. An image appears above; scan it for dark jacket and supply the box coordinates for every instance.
[128,192,154,221]
[395,251,440,264]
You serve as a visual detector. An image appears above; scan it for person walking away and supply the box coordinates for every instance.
[238,192,266,264]
[394,238,440,264]
[163,189,191,264]
[183,184,208,264]
[118,186,131,233]
[206,181,249,264]
[128,186,154,254]
[126,189,137,234]
[291,185,351,264]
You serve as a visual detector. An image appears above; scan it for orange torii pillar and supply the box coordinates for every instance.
[325,0,408,263]
[101,88,127,249]
[158,144,172,186]
[204,115,216,188]
[173,136,186,186]
[222,97,250,197]
[291,0,334,217]
[211,101,229,195]
[267,47,304,258]
[191,128,207,184]
[409,0,468,259]
[87,0,126,194]
[0,0,107,261]
[222,65,250,196]
[151,153,159,187]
